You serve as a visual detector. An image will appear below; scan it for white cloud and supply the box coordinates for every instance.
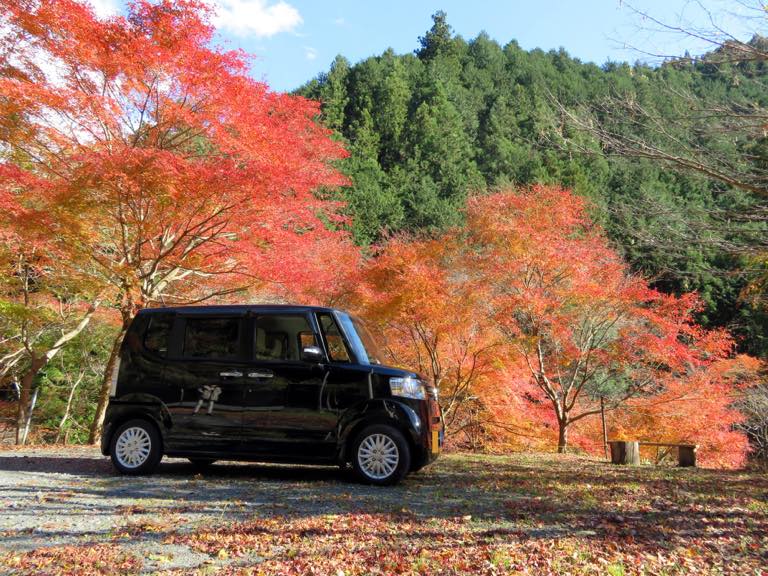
[334,17,345,26]
[304,46,317,61]
[87,0,120,18]
[210,0,302,38]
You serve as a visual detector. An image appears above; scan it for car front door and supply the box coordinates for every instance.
[164,314,247,454]
[315,312,372,444]
[241,312,335,459]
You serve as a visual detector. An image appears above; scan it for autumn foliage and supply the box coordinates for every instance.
[0,0,755,467]
[351,186,750,466]
[0,0,356,442]
[0,0,353,305]
[603,355,758,468]
[347,237,513,447]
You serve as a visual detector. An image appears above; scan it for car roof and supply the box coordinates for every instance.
[136,304,342,315]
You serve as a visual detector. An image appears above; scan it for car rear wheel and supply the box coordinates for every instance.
[110,419,162,475]
[351,424,410,486]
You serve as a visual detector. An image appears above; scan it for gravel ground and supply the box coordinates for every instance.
[1,447,766,575]
[0,446,445,574]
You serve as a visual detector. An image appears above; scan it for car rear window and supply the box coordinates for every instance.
[183,317,241,359]
[143,315,172,357]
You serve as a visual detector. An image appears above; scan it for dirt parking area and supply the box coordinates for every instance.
[0,447,766,575]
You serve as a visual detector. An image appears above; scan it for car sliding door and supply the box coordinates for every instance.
[163,314,247,454]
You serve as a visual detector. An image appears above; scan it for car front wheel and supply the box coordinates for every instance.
[110,419,162,475]
[351,424,411,486]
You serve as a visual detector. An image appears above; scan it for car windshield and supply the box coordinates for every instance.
[337,313,385,365]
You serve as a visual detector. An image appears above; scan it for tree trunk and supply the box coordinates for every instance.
[601,396,609,460]
[15,356,45,445]
[88,320,129,444]
[557,420,569,453]
[56,371,84,444]
[21,387,39,444]
[15,369,32,445]
[14,305,98,444]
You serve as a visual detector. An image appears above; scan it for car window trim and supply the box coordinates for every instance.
[247,311,323,364]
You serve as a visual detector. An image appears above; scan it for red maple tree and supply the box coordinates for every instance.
[603,355,758,468]
[0,0,355,441]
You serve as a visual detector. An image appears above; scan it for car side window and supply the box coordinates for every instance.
[144,315,173,357]
[254,314,315,362]
[183,317,241,359]
[318,313,351,363]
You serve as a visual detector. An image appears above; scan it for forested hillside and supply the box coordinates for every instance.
[297,12,768,357]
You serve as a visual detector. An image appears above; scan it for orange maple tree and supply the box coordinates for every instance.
[0,0,356,441]
[465,186,738,454]
[0,224,103,443]
[348,236,510,447]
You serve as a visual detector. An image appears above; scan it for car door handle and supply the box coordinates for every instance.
[248,371,274,379]
[219,371,243,378]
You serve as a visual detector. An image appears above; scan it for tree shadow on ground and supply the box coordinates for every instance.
[0,450,766,555]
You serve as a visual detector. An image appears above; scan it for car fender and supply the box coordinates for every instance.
[336,398,423,461]
[101,394,170,455]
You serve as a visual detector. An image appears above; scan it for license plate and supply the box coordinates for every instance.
[431,430,440,454]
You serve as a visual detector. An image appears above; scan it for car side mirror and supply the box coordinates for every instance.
[301,346,324,363]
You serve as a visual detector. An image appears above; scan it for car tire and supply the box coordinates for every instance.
[188,458,217,469]
[110,418,162,475]
[351,424,411,486]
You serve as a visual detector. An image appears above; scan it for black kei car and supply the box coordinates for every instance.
[101,305,443,485]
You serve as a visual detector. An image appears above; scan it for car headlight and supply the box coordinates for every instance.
[389,376,426,400]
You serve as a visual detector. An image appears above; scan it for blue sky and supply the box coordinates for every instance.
[90,0,764,92]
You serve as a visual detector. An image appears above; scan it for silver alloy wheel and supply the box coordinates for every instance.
[115,426,152,469]
[357,433,399,480]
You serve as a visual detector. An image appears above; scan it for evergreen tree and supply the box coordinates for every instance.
[416,11,453,61]
[295,12,768,356]
[401,87,484,228]
[372,52,410,169]
[319,55,350,132]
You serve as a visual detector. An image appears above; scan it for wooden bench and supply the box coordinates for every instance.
[609,440,698,467]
